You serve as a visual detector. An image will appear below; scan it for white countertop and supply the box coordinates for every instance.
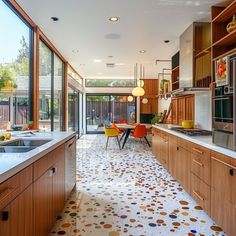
[153,124,236,159]
[0,131,76,183]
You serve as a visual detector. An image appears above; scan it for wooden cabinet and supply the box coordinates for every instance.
[211,152,235,236]
[0,185,33,236]
[168,135,178,177]
[177,97,186,125]
[171,95,194,125]
[33,144,65,236]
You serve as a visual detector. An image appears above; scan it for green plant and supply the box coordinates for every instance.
[151,113,163,124]
[0,65,17,90]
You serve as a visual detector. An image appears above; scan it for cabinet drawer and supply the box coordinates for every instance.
[191,143,210,158]
[191,152,211,185]
[33,154,49,181]
[191,173,211,214]
[178,137,191,150]
[0,166,32,209]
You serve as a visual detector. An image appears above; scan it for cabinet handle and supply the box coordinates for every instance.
[176,146,179,151]
[229,169,234,176]
[193,190,204,201]
[1,211,9,221]
[211,156,236,171]
[192,147,203,155]
[68,141,75,148]
[193,159,204,167]
[52,167,57,174]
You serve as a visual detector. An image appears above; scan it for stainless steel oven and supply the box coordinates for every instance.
[212,54,236,150]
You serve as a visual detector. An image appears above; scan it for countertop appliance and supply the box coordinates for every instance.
[65,136,76,199]
[212,54,236,150]
[170,127,212,136]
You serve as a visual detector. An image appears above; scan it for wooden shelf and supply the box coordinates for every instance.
[195,46,211,59]
[212,47,236,61]
[172,81,179,85]
[172,66,179,72]
[212,1,236,23]
[212,29,236,47]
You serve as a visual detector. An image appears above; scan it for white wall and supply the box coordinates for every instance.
[194,92,212,130]
[158,98,171,114]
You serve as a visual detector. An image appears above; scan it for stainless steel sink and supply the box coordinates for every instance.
[2,139,52,147]
[0,139,52,153]
[0,146,37,153]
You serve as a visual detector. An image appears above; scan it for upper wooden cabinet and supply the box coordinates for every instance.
[212,1,236,59]
[140,79,158,114]
[171,95,194,125]
[171,52,180,91]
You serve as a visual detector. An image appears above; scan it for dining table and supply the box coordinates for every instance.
[116,123,151,149]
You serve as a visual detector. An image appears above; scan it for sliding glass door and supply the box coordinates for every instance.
[68,87,79,132]
[86,94,136,134]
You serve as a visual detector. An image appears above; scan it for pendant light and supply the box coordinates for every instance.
[132,64,145,97]
[142,98,148,104]
[128,95,134,102]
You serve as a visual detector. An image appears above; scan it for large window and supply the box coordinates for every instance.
[39,40,64,131]
[0,0,33,128]
[85,79,135,87]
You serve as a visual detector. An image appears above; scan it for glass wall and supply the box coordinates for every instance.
[86,95,136,133]
[39,40,64,131]
[53,55,63,131]
[68,87,78,132]
[85,79,135,87]
[0,0,33,128]
[39,41,52,131]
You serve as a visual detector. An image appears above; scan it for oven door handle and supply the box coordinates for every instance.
[212,97,230,101]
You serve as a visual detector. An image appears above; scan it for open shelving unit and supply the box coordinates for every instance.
[212,1,236,60]
[171,52,180,91]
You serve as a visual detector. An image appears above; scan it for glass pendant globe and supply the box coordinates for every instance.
[127,96,134,102]
[142,98,148,104]
[132,87,145,97]
[137,80,144,87]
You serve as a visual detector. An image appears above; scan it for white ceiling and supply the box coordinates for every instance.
[17,0,225,79]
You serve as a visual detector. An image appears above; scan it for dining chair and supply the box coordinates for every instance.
[132,124,151,147]
[104,125,121,150]
[111,123,123,134]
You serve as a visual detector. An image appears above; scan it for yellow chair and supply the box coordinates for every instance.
[104,125,121,150]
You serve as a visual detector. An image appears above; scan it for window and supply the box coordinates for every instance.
[0,0,33,128]
[39,40,64,131]
[85,79,136,87]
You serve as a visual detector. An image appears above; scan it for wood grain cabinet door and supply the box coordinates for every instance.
[171,99,178,125]
[185,95,194,121]
[168,136,178,178]
[177,97,186,125]
[0,185,33,236]
[211,157,233,236]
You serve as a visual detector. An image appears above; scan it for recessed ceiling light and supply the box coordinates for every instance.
[94,59,102,63]
[139,50,147,53]
[51,17,59,22]
[109,16,119,22]
[72,49,79,53]
[108,55,113,58]
[164,40,170,43]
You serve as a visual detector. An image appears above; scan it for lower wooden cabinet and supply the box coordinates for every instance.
[191,173,211,214]
[34,144,65,236]
[168,135,178,177]
[0,185,33,236]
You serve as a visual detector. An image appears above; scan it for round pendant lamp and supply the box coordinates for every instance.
[127,95,134,102]
[132,87,145,97]
[142,98,148,104]
[137,80,144,87]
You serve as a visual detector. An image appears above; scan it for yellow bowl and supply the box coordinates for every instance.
[182,120,194,129]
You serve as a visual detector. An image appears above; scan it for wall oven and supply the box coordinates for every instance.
[212,54,236,150]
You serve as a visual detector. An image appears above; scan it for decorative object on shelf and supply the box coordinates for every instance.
[142,98,148,104]
[132,86,145,96]
[226,15,236,33]
[215,56,229,87]
[163,81,170,93]
[127,95,134,102]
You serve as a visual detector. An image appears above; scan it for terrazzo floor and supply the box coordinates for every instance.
[50,135,226,236]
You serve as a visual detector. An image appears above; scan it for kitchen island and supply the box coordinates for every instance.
[0,131,76,236]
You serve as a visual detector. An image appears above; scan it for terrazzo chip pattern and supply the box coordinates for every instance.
[50,135,226,236]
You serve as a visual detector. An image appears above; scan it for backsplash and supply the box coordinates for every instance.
[194,92,212,130]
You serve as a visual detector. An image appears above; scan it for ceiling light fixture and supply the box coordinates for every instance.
[109,16,119,22]
[142,98,148,104]
[127,96,134,102]
[51,17,59,22]
[164,40,170,43]
[132,87,145,97]
[139,50,146,53]
[72,49,79,53]
[93,59,102,63]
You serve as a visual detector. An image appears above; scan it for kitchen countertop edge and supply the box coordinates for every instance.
[152,124,236,159]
